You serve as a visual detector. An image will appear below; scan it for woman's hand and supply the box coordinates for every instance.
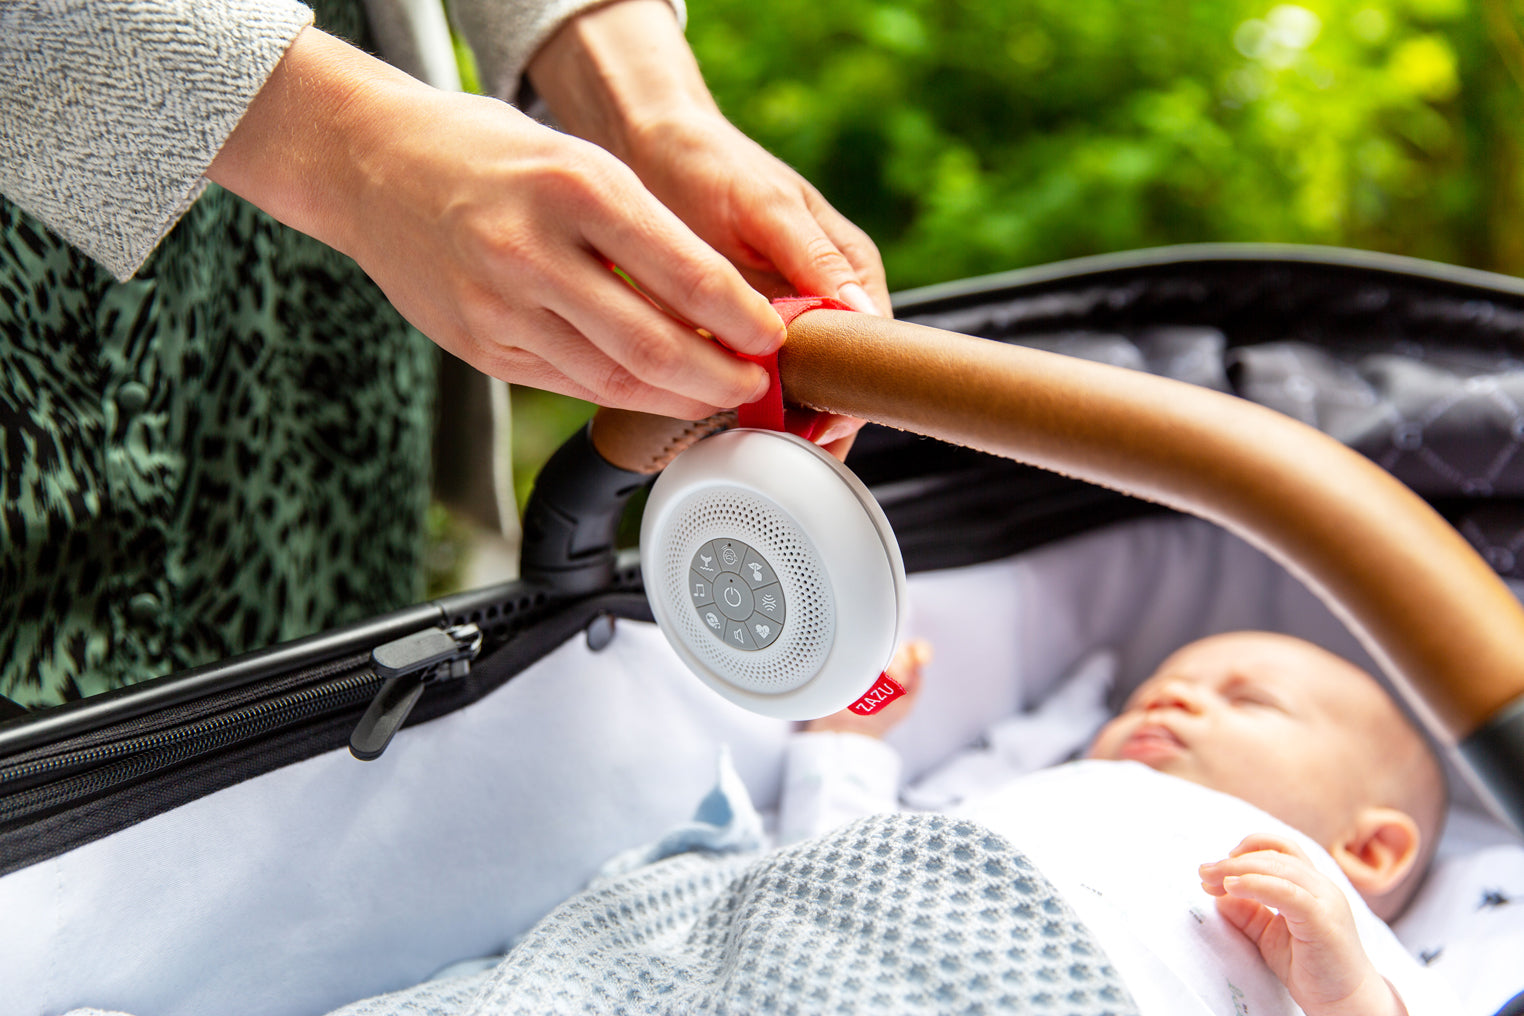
[209,26,784,419]
[618,109,881,457]
[528,0,884,452]
[1200,834,1407,1016]
[528,0,890,315]
[622,108,888,315]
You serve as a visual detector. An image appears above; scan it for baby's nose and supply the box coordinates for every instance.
[1139,678,1203,715]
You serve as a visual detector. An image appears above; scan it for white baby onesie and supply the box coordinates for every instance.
[781,739,1457,1016]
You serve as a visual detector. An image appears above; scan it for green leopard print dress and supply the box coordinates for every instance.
[0,0,436,709]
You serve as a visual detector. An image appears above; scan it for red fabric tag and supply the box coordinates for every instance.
[736,296,856,437]
[847,672,906,716]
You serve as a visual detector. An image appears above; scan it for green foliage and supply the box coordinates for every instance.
[687,0,1524,287]
[509,387,597,510]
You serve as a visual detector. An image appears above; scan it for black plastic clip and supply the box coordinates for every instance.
[349,624,482,761]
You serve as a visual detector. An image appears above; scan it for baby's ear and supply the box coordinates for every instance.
[1329,807,1421,906]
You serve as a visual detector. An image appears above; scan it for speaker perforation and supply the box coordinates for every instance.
[658,487,834,694]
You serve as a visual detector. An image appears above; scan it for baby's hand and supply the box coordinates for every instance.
[804,640,930,738]
[1199,834,1405,1016]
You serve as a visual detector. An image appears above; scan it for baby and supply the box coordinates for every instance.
[313,630,1454,1016]
[804,631,1449,1016]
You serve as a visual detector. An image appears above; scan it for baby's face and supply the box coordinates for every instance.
[1086,632,1395,843]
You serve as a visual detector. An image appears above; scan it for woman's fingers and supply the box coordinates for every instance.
[619,112,890,312]
[580,188,788,360]
[802,187,893,316]
[313,81,783,415]
[815,415,869,461]
[462,307,712,419]
[744,191,882,314]
[547,257,771,410]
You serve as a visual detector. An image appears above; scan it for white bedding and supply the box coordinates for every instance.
[2,514,1521,1016]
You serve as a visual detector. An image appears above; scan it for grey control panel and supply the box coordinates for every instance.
[688,538,786,651]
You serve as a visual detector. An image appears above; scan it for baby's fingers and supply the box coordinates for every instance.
[1200,838,1320,896]
[1215,871,1320,927]
[885,640,933,690]
[1227,832,1314,864]
[1199,845,1336,927]
[1213,891,1280,943]
[1204,860,1351,947]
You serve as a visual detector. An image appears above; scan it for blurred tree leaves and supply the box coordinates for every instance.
[686,0,1524,286]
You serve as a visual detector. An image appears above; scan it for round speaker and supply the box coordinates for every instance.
[640,429,907,719]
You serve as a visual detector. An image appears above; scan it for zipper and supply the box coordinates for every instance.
[348,624,483,761]
[0,624,481,826]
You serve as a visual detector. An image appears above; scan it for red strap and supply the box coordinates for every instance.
[733,347,789,432]
[770,294,856,326]
[737,296,856,437]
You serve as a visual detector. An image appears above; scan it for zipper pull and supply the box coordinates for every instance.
[349,624,482,761]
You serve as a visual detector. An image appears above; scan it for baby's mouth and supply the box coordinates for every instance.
[1119,722,1185,763]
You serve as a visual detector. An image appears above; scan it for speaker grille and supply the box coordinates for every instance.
[657,487,834,693]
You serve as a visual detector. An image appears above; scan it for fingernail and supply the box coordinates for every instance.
[816,421,853,446]
[766,320,786,353]
[816,415,867,446]
[838,282,881,316]
[747,369,771,404]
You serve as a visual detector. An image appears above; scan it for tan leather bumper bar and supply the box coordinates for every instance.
[589,409,734,476]
[592,308,1524,746]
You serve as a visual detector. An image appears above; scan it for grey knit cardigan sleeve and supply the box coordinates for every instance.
[447,0,687,104]
[0,0,315,281]
[0,0,689,282]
